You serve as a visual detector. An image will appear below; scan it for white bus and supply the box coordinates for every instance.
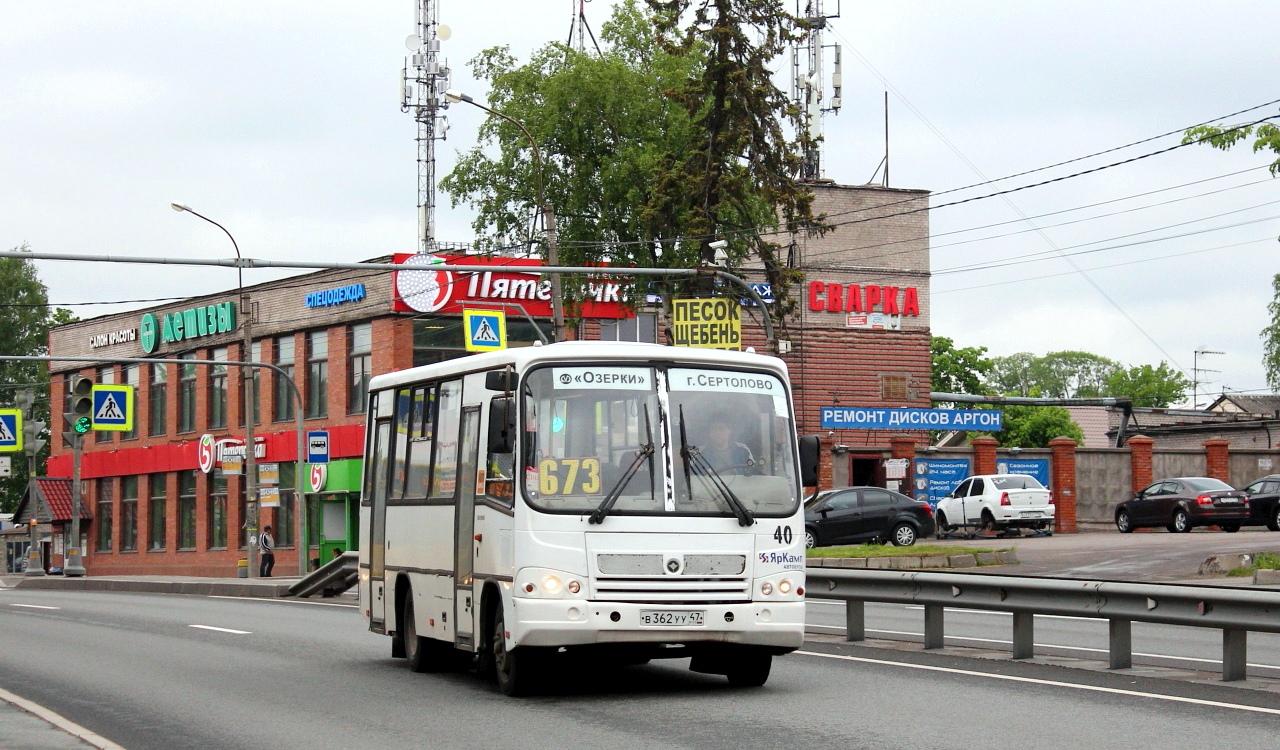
[359,341,818,695]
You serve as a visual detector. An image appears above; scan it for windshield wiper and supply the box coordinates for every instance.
[678,406,754,527]
[588,406,654,525]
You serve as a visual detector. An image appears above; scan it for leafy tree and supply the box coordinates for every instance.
[1027,351,1120,399]
[930,336,993,396]
[1105,362,1189,408]
[995,404,1085,448]
[441,0,822,318]
[0,245,76,512]
[988,352,1039,396]
[644,0,820,317]
[1184,120,1280,388]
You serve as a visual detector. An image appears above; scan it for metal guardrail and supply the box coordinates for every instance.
[805,568,1280,682]
[288,551,359,598]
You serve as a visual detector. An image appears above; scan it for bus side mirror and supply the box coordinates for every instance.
[485,370,516,392]
[488,397,516,454]
[799,435,820,487]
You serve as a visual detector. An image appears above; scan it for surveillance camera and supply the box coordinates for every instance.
[708,239,728,250]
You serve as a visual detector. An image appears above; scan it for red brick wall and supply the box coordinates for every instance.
[1128,435,1154,492]
[1204,439,1230,481]
[1049,437,1078,533]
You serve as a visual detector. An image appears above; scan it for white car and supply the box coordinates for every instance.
[936,474,1054,535]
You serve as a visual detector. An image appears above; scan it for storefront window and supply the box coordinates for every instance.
[178,471,197,550]
[277,462,295,548]
[121,476,138,551]
[149,474,167,551]
[96,478,114,552]
[208,473,227,549]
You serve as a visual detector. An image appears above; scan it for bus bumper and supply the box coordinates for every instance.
[508,598,806,650]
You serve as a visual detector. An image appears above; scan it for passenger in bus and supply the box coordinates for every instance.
[702,421,755,473]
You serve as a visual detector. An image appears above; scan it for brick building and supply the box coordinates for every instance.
[18,181,934,576]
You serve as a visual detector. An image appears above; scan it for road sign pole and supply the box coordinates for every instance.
[25,519,45,577]
[65,437,86,577]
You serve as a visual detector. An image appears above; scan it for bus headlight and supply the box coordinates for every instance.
[542,575,562,594]
[760,582,773,595]
[778,579,792,595]
[516,568,587,599]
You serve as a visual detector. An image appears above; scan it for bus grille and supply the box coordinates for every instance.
[591,577,751,603]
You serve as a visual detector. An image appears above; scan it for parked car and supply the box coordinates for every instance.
[1114,477,1250,533]
[1239,474,1280,530]
[804,486,935,548]
[935,474,1055,534]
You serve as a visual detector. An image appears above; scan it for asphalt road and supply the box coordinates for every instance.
[2,588,1279,750]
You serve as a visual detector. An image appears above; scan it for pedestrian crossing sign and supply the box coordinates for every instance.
[0,409,21,453]
[463,309,507,352]
[92,385,135,431]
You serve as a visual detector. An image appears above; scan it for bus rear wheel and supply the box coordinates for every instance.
[492,605,540,696]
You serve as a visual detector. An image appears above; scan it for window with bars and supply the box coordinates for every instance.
[149,474,167,551]
[149,363,168,437]
[121,476,138,551]
[209,347,229,430]
[96,478,114,552]
[306,330,328,419]
[178,354,197,434]
[349,323,372,414]
[274,337,296,423]
[178,470,197,550]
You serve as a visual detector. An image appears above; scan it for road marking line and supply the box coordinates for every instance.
[9,603,59,610]
[189,624,251,634]
[797,650,1280,715]
[0,687,127,750]
[206,595,354,608]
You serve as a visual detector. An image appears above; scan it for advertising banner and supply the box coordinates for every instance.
[821,407,1002,431]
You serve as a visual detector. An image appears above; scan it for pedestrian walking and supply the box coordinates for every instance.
[259,525,276,577]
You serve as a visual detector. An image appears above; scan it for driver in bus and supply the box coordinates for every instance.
[703,420,755,473]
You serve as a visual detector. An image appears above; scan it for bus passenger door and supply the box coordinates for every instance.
[367,418,391,630]
[454,407,481,645]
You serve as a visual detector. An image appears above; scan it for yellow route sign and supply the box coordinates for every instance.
[671,298,740,350]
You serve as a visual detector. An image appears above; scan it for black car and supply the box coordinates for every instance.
[1114,477,1250,533]
[1240,474,1280,530]
[804,486,936,548]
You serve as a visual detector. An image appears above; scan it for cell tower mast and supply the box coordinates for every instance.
[402,1,452,251]
[791,1,842,180]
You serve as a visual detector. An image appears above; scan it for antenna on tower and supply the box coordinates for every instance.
[402,1,452,252]
[567,0,602,55]
[791,0,842,181]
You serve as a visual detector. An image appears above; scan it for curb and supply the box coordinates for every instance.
[807,548,1018,570]
[10,577,293,598]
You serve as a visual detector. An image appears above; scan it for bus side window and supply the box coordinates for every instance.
[486,396,515,504]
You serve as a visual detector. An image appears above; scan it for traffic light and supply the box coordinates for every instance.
[63,374,94,449]
[23,419,46,458]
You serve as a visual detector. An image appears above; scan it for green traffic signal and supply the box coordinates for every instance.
[73,416,91,434]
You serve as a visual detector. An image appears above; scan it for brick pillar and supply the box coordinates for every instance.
[971,436,999,476]
[890,434,917,495]
[814,436,834,493]
[1049,437,1078,534]
[1204,439,1230,482]
[1128,435,1154,493]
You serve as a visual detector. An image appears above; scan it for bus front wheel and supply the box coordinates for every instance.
[492,605,540,696]
[725,651,772,687]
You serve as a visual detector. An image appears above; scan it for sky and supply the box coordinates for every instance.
[3,1,1279,407]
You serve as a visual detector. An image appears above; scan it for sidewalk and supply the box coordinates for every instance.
[0,688,124,750]
[0,573,296,597]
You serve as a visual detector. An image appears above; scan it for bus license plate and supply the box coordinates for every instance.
[639,610,705,627]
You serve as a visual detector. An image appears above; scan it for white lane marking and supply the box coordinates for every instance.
[189,624,251,634]
[0,687,128,750]
[9,603,60,610]
[207,595,355,608]
[806,627,1279,669]
[797,650,1280,716]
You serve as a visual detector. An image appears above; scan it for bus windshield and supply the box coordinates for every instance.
[521,364,800,518]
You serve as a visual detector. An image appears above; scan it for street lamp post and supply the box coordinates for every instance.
[444,89,566,341]
[171,203,260,578]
